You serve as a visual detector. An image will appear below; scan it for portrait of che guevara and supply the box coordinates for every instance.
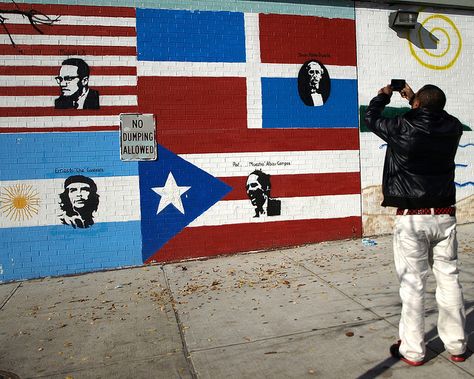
[59,175,99,229]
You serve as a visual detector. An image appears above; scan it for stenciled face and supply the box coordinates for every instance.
[67,183,91,209]
[246,174,267,209]
[307,61,324,92]
[58,65,83,97]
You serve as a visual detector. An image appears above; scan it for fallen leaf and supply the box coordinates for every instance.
[68,298,89,303]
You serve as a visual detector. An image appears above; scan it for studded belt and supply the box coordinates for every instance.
[396,207,455,216]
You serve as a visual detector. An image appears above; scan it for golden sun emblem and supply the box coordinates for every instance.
[0,184,40,221]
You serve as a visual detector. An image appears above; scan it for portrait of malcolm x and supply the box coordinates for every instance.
[54,58,100,110]
[246,170,281,218]
[59,175,99,229]
[298,60,330,106]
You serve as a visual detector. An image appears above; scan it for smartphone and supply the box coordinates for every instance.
[391,79,406,91]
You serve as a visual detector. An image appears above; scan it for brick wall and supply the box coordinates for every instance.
[356,2,474,235]
[1,0,472,282]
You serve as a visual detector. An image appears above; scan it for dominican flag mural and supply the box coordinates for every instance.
[0,3,360,281]
[136,10,358,130]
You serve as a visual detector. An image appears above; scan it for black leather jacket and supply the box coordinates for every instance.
[364,93,463,209]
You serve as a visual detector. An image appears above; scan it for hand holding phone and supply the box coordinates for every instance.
[391,79,406,92]
[399,82,415,104]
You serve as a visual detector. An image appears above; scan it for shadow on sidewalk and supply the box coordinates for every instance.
[355,301,474,379]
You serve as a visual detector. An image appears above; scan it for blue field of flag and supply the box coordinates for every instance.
[136,8,246,62]
[139,145,232,262]
[0,132,138,181]
[262,78,358,128]
[0,222,142,282]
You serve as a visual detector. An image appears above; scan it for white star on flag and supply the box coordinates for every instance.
[152,172,191,215]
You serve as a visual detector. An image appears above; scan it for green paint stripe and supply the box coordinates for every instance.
[359,105,472,132]
[11,0,355,18]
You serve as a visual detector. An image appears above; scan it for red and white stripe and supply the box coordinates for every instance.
[0,3,137,133]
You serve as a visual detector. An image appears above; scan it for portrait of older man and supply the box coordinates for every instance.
[54,58,100,110]
[59,175,99,229]
[246,170,281,218]
[298,60,330,106]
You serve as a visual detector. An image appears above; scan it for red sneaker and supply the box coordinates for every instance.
[390,340,424,366]
[450,353,466,362]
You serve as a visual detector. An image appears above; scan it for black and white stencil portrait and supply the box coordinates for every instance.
[246,170,281,218]
[59,175,99,229]
[298,60,330,106]
[54,58,100,110]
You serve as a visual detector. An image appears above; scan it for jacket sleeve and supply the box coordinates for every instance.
[364,93,400,142]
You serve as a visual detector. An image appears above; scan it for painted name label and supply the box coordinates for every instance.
[232,161,291,167]
[55,167,104,174]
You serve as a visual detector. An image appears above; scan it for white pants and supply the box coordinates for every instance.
[393,213,466,362]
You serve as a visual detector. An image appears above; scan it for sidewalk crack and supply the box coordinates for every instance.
[162,266,198,379]
[0,282,22,310]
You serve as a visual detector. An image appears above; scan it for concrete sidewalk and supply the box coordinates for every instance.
[1,224,474,379]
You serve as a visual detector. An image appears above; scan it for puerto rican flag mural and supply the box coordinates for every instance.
[0,3,360,281]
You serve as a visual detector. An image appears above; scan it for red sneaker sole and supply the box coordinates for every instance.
[400,357,424,366]
[451,355,466,362]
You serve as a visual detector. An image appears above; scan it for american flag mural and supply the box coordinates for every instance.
[0,2,361,281]
[0,3,137,132]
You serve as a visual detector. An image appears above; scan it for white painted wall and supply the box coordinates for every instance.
[356,2,474,235]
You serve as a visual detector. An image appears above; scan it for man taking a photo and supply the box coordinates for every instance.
[365,82,467,366]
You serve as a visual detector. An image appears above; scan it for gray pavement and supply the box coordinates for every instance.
[1,223,474,379]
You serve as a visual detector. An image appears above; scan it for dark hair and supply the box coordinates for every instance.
[416,85,446,111]
[59,175,99,222]
[64,175,97,192]
[61,58,90,79]
[249,170,271,195]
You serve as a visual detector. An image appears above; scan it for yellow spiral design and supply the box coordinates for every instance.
[408,14,462,70]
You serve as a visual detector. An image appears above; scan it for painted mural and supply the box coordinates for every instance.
[246,170,281,218]
[0,2,137,134]
[58,175,99,229]
[0,183,40,221]
[407,12,462,71]
[356,3,474,236]
[1,0,362,282]
[298,60,331,106]
[136,8,361,264]
[55,58,100,110]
